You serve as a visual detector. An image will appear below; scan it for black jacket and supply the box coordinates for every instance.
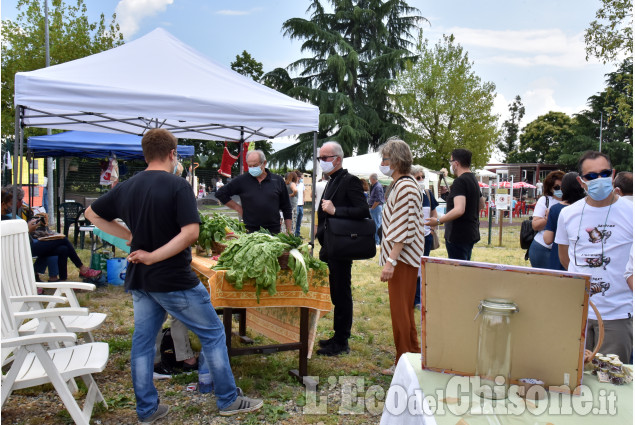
[316,168,370,247]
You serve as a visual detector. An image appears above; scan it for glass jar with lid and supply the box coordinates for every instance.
[474,298,519,399]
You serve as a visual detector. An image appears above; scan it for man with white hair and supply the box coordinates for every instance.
[216,150,292,234]
[315,141,370,356]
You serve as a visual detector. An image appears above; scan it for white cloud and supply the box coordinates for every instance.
[115,0,174,38]
[422,26,605,68]
[216,8,263,16]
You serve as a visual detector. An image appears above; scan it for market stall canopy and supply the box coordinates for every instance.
[474,168,496,178]
[28,131,194,160]
[14,28,319,142]
[341,152,439,184]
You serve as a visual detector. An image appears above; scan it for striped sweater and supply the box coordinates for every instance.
[379,176,426,268]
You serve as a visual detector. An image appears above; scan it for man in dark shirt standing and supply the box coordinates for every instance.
[85,129,262,422]
[315,141,370,356]
[368,173,384,245]
[426,148,482,260]
[216,150,292,234]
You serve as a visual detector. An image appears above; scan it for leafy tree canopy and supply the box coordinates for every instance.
[559,58,633,171]
[231,50,264,82]
[496,95,525,162]
[393,33,499,170]
[584,0,632,64]
[1,0,124,138]
[509,111,575,164]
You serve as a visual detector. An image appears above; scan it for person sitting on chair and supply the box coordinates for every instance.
[1,186,101,281]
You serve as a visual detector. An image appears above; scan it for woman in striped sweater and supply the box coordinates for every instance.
[378,138,426,375]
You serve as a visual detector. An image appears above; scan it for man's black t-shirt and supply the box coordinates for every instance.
[90,170,201,292]
[445,172,481,245]
[215,169,291,233]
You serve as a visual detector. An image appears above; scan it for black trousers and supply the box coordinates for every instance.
[326,256,353,343]
[31,238,82,280]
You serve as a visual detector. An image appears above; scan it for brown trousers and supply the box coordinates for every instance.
[388,261,421,365]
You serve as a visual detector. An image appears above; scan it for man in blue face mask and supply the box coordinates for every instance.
[216,150,292,234]
[555,151,633,363]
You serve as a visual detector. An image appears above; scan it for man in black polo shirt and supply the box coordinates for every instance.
[426,148,483,260]
[216,150,292,234]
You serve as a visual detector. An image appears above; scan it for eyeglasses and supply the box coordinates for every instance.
[553,185,561,190]
[581,169,612,181]
[415,176,424,181]
[317,155,337,162]
[382,157,390,162]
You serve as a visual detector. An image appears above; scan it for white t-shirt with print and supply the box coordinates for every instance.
[555,197,633,320]
[532,196,561,248]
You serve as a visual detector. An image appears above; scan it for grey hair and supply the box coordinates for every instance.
[321,141,344,158]
[247,149,266,164]
[370,173,378,181]
[411,165,425,177]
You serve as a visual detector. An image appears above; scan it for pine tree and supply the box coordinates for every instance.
[263,0,424,167]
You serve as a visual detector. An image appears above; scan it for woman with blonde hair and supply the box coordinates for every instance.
[378,138,425,375]
[285,172,298,235]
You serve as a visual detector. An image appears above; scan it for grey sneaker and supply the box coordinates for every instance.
[219,395,263,416]
[139,404,169,424]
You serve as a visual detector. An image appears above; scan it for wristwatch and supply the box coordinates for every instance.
[388,257,397,267]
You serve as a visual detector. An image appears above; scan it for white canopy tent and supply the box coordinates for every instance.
[14,28,318,142]
[342,152,440,198]
[12,28,320,244]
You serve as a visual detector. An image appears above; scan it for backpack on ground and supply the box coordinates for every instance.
[159,327,184,372]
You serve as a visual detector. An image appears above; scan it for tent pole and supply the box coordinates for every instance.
[239,127,244,176]
[12,106,22,217]
[310,132,317,253]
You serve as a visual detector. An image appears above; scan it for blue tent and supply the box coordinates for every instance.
[28,131,195,160]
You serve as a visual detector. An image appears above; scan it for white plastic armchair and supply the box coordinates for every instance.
[1,220,106,342]
[1,274,109,425]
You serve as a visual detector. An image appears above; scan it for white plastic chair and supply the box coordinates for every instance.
[1,219,106,342]
[1,270,109,425]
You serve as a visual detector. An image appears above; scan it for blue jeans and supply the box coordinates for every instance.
[295,205,304,237]
[528,239,552,269]
[369,205,383,245]
[445,240,474,261]
[130,283,238,420]
[414,234,434,306]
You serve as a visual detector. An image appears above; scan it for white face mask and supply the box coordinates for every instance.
[418,181,426,189]
[449,162,455,175]
[379,165,394,177]
[319,160,335,174]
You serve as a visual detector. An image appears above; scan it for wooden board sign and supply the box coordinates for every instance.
[421,257,591,394]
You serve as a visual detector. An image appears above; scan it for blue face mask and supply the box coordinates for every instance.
[249,165,263,177]
[585,176,613,201]
[553,189,563,199]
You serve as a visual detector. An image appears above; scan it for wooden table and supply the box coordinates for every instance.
[190,252,331,385]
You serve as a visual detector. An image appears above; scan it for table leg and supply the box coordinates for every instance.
[289,307,317,387]
[237,309,254,344]
[223,307,233,360]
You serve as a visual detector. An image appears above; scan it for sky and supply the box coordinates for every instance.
[1,0,615,158]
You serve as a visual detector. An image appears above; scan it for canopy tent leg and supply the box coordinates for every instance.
[310,132,317,253]
[239,127,244,176]
[12,106,24,217]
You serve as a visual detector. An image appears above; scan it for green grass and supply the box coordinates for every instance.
[1,215,530,424]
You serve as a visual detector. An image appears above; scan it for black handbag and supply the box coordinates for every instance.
[322,173,376,261]
[324,216,377,260]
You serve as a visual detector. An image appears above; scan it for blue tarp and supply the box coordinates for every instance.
[27,131,195,160]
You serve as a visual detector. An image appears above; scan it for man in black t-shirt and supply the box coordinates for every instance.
[216,150,292,234]
[425,148,483,260]
[85,129,262,422]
